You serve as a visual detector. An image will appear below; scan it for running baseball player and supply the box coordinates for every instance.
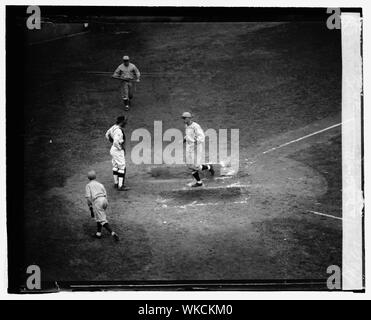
[85,170,119,241]
[112,55,141,111]
[105,116,129,191]
[182,112,214,187]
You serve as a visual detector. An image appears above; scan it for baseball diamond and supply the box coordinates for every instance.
[21,18,342,285]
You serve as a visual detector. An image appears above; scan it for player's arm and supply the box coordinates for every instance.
[105,128,114,143]
[194,125,205,144]
[112,66,122,79]
[133,65,141,82]
[85,186,93,207]
[183,131,192,143]
[85,186,95,217]
[113,132,123,150]
[105,128,110,140]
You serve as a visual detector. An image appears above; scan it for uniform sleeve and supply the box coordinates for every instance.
[194,124,205,143]
[105,128,111,140]
[133,64,141,79]
[85,185,93,206]
[113,130,124,150]
[112,65,122,78]
[184,125,193,143]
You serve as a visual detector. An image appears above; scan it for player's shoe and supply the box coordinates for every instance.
[209,165,215,176]
[124,105,130,111]
[112,233,120,242]
[191,182,203,187]
[92,233,102,239]
[118,185,130,191]
[114,183,118,189]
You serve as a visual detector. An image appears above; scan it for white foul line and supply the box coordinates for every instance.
[262,122,344,155]
[306,210,342,221]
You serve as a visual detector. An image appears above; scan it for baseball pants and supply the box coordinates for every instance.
[186,143,205,171]
[120,81,134,101]
[93,196,108,225]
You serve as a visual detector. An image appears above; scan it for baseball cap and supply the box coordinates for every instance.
[88,170,96,180]
[182,112,192,118]
[116,115,127,125]
[123,55,130,60]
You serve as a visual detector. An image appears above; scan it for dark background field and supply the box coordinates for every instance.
[8,10,342,290]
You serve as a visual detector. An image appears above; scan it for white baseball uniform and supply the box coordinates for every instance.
[85,180,108,225]
[184,121,205,170]
[105,124,126,172]
[112,62,141,101]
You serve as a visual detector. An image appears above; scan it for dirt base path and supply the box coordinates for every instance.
[43,113,341,281]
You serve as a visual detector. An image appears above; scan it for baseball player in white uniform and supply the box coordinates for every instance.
[112,55,141,111]
[105,116,129,191]
[85,170,119,241]
[182,112,214,187]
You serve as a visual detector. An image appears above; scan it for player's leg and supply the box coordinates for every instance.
[110,147,119,188]
[112,167,119,188]
[117,151,130,191]
[120,82,126,104]
[191,168,203,187]
[98,199,119,241]
[93,222,103,239]
[196,143,214,176]
[93,199,104,239]
[117,168,130,191]
[128,82,133,106]
[121,82,130,110]
[186,144,202,187]
[201,164,215,176]
[102,223,119,241]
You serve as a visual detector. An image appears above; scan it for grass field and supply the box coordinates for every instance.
[21,21,342,285]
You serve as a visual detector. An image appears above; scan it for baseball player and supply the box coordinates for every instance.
[85,170,119,241]
[112,55,141,111]
[105,116,129,191]
[182,112,214,187]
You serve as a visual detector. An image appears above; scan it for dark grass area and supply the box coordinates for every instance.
[252,216,342,277]
[23,22,341,192]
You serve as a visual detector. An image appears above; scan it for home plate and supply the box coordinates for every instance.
[147,163,234,179]
[159,184,249,205]
[156,196,251,210]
